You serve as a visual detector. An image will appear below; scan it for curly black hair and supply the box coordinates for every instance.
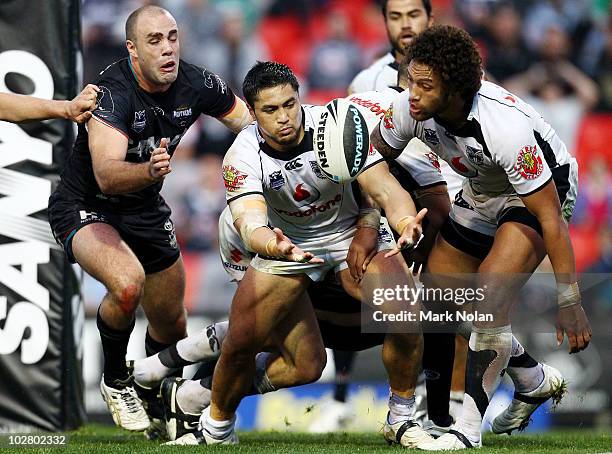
[404,25,482,102]
[242,61,300,107]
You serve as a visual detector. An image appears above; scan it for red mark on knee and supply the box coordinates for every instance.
[117,284,141,314]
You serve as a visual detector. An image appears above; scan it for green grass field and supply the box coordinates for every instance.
[3,424,611,453]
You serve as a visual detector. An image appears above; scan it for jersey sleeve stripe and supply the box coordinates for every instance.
[361,157,385,173]
[516,175,553,197]
[227,191,264,203]
[217,95,238,118]
[91,114,129,139]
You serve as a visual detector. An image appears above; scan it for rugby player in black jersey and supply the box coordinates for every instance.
[48,5,252,432]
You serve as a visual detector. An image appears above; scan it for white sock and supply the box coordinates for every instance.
[455,326,512,443]
[387,392,416,424]
[507,335,544,394]
[176,379,211,415]
[132,321,228,388]
[133,355,173,388]
[200,406,235,439]
[177,321,228,363]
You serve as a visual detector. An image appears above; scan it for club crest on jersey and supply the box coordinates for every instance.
[383,104,394,129]
[465,145,484,165]
[132,110,146,133]
[424,152,441,173]
[269,171,286,191]
[515,145,543,180]
[309,161,326,179]
[222,165,248,192]
[424,128,440,145]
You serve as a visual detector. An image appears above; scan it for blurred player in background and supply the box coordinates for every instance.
[0,84,99,123]
[48,5,251,433]
[372,25,591,449]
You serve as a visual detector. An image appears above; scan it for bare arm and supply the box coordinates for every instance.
[230,194,322,263]
[357,161,427,255]
[88,118,169,194]
[408,184,451,272]
[0,84,99,123]
[370,124,405,160]
[217,96,252,134]
[521,181,575,282]
[521,180,591,353]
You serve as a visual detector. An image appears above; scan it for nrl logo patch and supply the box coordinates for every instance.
[269,170,286,191]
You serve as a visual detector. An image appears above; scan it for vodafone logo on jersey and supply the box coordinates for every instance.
[277,194,342,218]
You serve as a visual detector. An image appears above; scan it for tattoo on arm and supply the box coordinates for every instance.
[371,124,403,160]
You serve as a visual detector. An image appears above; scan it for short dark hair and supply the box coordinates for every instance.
[125,5,168,42]
[381,0,432,18]
[405,25,482,101]
[242,61,300,106]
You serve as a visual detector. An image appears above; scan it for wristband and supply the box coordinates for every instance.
[395,215,414,234]
[557,282,580,308]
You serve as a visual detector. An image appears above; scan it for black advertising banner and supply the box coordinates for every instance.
[0,0,85,431]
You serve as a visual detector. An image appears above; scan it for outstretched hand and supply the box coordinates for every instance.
[385,208,427,258]
[268,228,324,264]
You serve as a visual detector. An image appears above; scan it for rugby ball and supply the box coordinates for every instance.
[313,99,370,184]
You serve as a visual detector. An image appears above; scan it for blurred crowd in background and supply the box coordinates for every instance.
[80,0,612,314]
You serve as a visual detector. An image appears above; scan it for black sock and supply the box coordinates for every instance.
[333,350,356,403]
[145,329,183,378]
[97,308,134,386]
[423,332,455,426]
[508,351,538,368]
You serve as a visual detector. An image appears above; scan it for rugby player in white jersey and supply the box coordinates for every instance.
[371,25,592,450]
[168,60,434,447]
[349,2,467,428]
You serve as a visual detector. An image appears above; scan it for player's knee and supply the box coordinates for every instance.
[295,348,327,384]
[110,272,145,315]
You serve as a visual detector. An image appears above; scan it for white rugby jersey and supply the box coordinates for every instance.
[347,88,445,190]
[222,105,384,242]
[380,81,575,198]
[348,53,397,94]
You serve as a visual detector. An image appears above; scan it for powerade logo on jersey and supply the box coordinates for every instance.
[316,112,329,168]
[344,105,368,177]
[277,194,342,217]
